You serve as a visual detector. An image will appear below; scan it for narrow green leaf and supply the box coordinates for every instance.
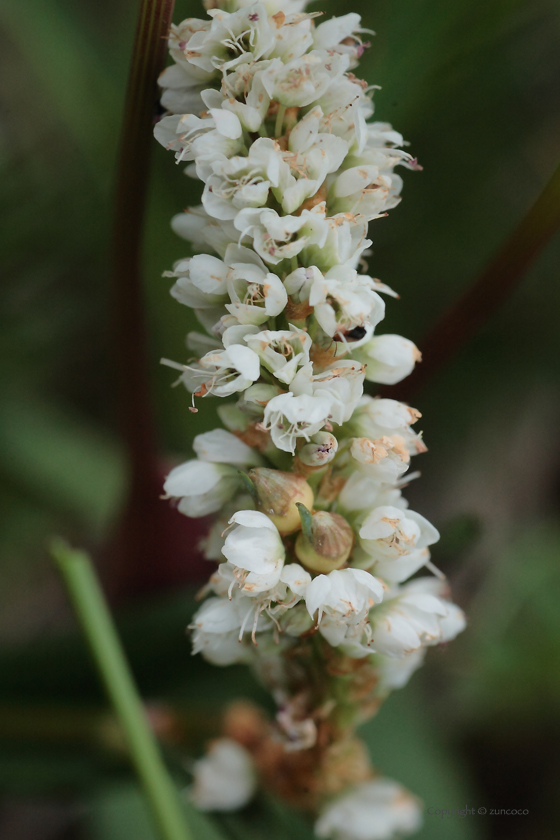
[52,541,192,840]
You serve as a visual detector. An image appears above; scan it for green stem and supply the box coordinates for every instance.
[275,104,286,138]
[52,541,192,840]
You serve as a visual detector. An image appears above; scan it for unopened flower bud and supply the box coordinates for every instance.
[249,468,314,535]
[299,432,339,467]
[239,384,283,419]
[217,403,249,433]
[279,603,315,637]
[295,507,354,573]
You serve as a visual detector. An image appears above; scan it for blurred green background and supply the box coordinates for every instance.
[1,0,560,837]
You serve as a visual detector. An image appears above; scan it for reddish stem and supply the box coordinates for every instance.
[378,160,560,403]
[109,0,177,599]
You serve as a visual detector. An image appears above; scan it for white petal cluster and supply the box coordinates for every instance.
[315,778,422,840]
[155,2,464,834]
[163,429,261,516]
[156,0,416,427]
[305,568,383,649]
[352,335,421,385]
[369,578,467,658]
[191,738,257,811]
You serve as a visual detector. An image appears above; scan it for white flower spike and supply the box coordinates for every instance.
[155,0,463,834]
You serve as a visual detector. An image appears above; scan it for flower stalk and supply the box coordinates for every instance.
[110,0,175,597]
[112,0,175,481]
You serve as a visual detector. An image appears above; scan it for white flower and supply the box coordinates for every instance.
[359,505,439,565]
[213,559,311,621]
[344,122,412,172]
[310,361,366,425]
[157,63,206,115]
[313,13,361,50]
[221,321,261,347]
[193,428,262,465]
[375,648,426,693]
[268,12,315,64]
[262,391,332,453]
[284,265,322,303]
[158,18,218,114]
[189,597,249,665]
[190,585,274,659]
[185,5,276,75]
[225,245,288,323]
[313,79,373,154]
[163,460,241,517]
[343,397,425,457]
[190,626,251,665]
[272,50,349,107]
[214,58,280,132]
[301,211,372,271]
[338,474,406,516]
[234,206,313,265]
[168,244,287,328]
[313,13,370,69]
[211,0,309,14]
[199,493,254,561]
[332,123,415,219]
[309,266,386,338]
[167,253,229,310]
[276,562,312,601]
[153,113,205,159]
[222,510,286,593]
[236,204,367,269]
[170,205,235,259]
[166,17,216,85]
[371,547,434,585]
[369,578,465,658]
[276,107,349,214]
[305,568,383,650]
[315,778,422,840]
[201,138,284,220]
[349,436,411,485]
[171,343,261,399]
[352,334,421,385]
[154,112,244,164]
[191,738,257,811]
[245,326,311,384]
[438,596,468,642]
[191,593,246,635]
[329,167,397,222]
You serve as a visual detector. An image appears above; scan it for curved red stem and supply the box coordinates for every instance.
[378,160,560,403]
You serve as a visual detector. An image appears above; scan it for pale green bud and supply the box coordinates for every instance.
[250,468,314,535]
[295,508,354,573]
[299,432,338,467]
